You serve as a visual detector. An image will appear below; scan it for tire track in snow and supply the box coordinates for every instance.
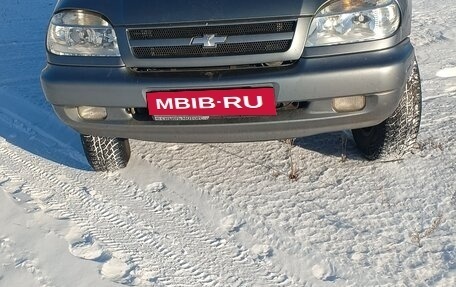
[0,147,210,286]
[128,143,337,282]
[131,139,456,285]
[132,141,355,284]
[0,141,294,286]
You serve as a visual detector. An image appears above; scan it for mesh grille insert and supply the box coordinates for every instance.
[133,40,291,58]
[128,21,296,40]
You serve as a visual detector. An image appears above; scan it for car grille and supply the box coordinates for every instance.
[128,21,296,58]
[132,40,292,58]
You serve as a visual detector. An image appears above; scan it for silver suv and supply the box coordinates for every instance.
[41,0,421,171]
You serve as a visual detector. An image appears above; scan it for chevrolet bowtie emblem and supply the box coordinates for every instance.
[191,34,227,48]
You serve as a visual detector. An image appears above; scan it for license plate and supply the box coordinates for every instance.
[146,87,276,117]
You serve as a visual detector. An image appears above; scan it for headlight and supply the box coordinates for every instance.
[47,10,120,57]
[306,0,400,47]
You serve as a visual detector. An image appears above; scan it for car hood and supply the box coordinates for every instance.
[54,0,326,26]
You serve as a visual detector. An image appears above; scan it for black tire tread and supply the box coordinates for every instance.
[81,135,131,171]
[352,60,422,160]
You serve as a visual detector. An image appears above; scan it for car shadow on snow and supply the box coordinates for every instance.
[294,131,365,161]
[0,99,91,171]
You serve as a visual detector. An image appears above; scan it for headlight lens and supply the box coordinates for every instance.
[47,10,120,57]
[306,0,400,47]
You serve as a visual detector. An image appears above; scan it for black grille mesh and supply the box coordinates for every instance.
[132,40,292,58]
[128,21,296,40]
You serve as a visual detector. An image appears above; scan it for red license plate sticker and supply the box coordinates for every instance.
[146,87,276,117]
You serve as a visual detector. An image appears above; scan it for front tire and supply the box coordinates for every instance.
[352,60,422,160]
[81,135,131,171]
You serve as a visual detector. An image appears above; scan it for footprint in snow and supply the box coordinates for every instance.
[100,250,141,285]
[65,227,107,261]
[220,214,246,233]
[100,257,136,284]
[251,244,273,260]
[311,261,337,282]
[65,227,140,284]
[1,180,41,213]
[145,182,166,193]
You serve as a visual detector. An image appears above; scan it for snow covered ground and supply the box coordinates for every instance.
[0,0,455,286]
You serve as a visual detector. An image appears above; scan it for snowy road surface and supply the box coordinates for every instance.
[0,0,455,286]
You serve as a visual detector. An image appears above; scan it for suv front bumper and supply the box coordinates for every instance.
[41,40,415,143]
